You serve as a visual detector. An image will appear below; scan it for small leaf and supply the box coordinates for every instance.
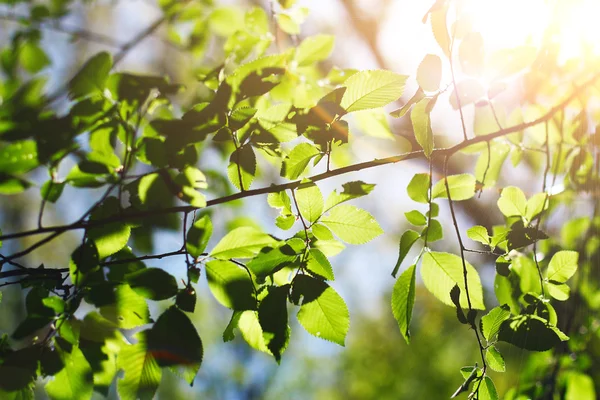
[417,54,442,92]
[227,145,256,191]
[546,281,570,301]
[281,143,321,179]
[431,174,476,201]
[467,225,490,246]
[206,260,256,310]
[404,210,427,226]
[320,205,383,245]
[392,230,420,277]
[41,180,65,203]
[525,193,548,222]
[411,98,434,158]
[295,183,324,224]
[479,376,499,400]
[546,250,578,283]
[306,248,335,280]
[88,223,130,259]
[295,35,335,66]
[407,173,431,203]
[391,265,416,343]
[485,346,506,372]
[480,305,511,341]
[293,275,349,346]
[497,186,527,217]
[430,6,450,57]
[340,70,407,112]
[186,215,213,258]
[100,284,150,329]
[421,219,443,242]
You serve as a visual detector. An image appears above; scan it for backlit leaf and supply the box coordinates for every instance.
[391,264,416,343]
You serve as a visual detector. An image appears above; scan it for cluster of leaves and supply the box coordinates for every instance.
[0,0,599,399]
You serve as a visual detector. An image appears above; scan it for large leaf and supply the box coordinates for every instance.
[292,275,349,346]
[295,183,323,224]
[420,252,485,309]
[258,285,290,362]
[126,268,178,301]
[411,98,434,158]
[497,186,527,217]
[206,260,256,310]
[147,306,203,385]
[320,205,383,244]
[210,226,277,259]
[498,315,567,351]
[391,264,416,343]
[546,250,578,283]
[45,346,93,400]
[100,284,150,329]
[117,332,161,400]
[340,70,407,112]
[69,52,112,100]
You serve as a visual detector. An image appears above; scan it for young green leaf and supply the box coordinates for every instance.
[497,186,527,217]
[411,98,434,158]
[480,305,511,341]
[293,275,349,346]
[45,346,93,400]
[281,143,321,179]
[431,174,476,201]
[117,332,161,400]
[417,54,442,92]
[407,173,431,203]
[295,183,324,224]
[100,284,150,329]
[206,260,256,310]
[392,230,420,277]
[237,310,271,355]
[41,180,65,203]
[320,205,383,244]
[186,215,213,258]
[227,145,256,191]
[391,264,416,343]
[404,210,427,226]
[467,225,490,246]
[525,192,548,222]
[324,181,375,211]
[295,34,335,66]
[478,376,499,400]
[88,223,131,259]
[340,70,407,112]
[210,226,277,259]
[126,268,178,301]
[69,52,112,100]
[421,219,443,242]
[420,252,485,309]
[485,346,506,372]
[306,248,335,280]
[546,281,570,301]
[0,140,39,174]
[546,250,578,283]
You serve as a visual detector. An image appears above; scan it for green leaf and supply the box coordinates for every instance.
[69,52,112,100]
[354,109,395,139]
[420,252,485,309]
[467,225,490,246]
[497,186,527,217]
[258,285,290,362]
[41,180,65,203]
[485,346,505,372]
[19,41,50,73]
[237,310,271,354]
[404,210,427,226]
[227,145,256,191]
[306,248,335,280]
[88,223,130,259]
[421,219,443,242]
[392,230,420,277]
[320,205,383,245]
[281,143,321,179]
[147,306,203,385]
[0,174,32,194]
[117,332,161,400]
[45,346,93,400]
[206,260,256,310]
[546,250,578,283]
[324,181,375,211]
[210,226,277,259]
[295,183,324,224]
[100,284,150,329]
[474,142,510,188]
[417,54,442,92]
[546,281,570,301]
[478,376,499,400]
[407,173,431,203]
[565,372,596,400]
[411,98,434,158]
[480,305,510,341]
[0,140,39,174]
[126,268,178,301]
[498,314,567,351]
[391,264,416,343]
[431,174,476,201]
[293,275,349,346]
[340,70,407,112]
[186,215,213,258]
[525,192,548,222]
[295,35,335,66]
[247,241,301,279]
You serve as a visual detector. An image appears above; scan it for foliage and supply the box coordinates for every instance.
[0,0,599,398]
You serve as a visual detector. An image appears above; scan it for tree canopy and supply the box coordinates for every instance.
[0,0,599,398]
